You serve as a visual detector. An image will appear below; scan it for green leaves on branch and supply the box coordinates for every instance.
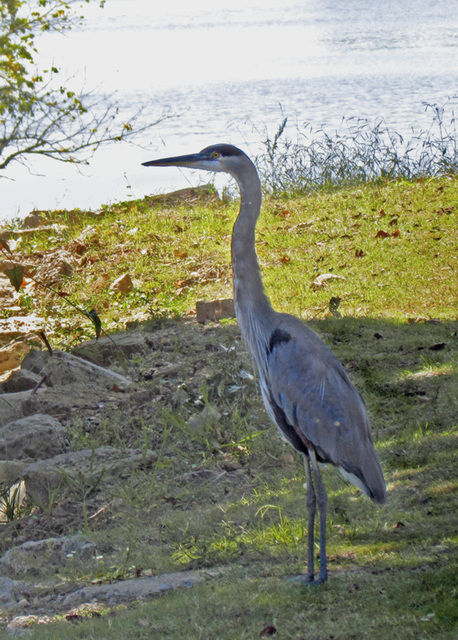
[4,264,25,291]
[0,0,164,170]
[84,309,102,340]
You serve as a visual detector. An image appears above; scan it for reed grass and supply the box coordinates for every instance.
[256,99,457,194]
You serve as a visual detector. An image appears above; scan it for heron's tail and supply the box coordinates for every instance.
[339,447,387,505]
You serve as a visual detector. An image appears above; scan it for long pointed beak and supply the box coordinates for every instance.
[142,152,205,169]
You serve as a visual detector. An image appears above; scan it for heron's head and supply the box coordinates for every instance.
[142,144,248,176]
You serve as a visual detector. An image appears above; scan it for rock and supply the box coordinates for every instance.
[23,446,156,505]
[0,414,67,461]
[61,569,219,608]
[0,258,36,277]
[73,331,150,367]
[21,387,105,421]
[20,350,48,376]
[0,535,96,578]
[0,316,44,347]
[0,313,44,348]
[196,298,235,323]
[0,342,30,374]
[21,211,50,229]
[109,273,133,295]
[7,615,52,632]
[0,369,42,393]
[0,576,24,611]
[0,273,16,301]
[1,349,132,428]
[147,184,219,205]
[33,249,75,285]
[0,570,220,619]
[0,461,28,487]
[22,350,132,390]
[0,391,31,428]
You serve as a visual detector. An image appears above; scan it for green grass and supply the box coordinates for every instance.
[10,174,457,348]
[0,173,457,638]
[23,564,458,640]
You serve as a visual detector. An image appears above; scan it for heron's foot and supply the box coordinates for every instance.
[298,574,327,587]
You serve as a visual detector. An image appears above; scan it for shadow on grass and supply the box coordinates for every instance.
[6,315,456,640]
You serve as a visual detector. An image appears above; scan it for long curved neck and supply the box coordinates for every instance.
[230,159,275,356]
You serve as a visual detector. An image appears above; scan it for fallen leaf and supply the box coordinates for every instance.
[355,248,365,258]
[435,206,454,214]
[312,273,345,288]
[420,613,436,622]
[65,613,82,622]
[260,625,277,637]
[375,230,390,238]
[391,228,401,238]
[429,342,446,351]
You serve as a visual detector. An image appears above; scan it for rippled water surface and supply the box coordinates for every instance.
[2,0,457,219]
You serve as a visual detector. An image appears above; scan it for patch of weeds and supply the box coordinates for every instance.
[0,480,28,522]
[256,99,458,195]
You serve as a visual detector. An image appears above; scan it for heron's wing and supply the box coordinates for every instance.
[263,316,386,503]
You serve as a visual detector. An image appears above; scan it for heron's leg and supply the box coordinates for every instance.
[310,449,328,583]
[303,453,316,583]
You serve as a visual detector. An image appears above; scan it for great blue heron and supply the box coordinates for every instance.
[142,144,386,584]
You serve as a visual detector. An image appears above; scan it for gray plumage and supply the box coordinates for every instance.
[142,143,387,584]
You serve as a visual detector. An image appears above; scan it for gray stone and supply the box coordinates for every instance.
[61,569,219,608]
[0,391,31,428]
[0,414,67,461]
[0,461,28,487]
[0,369,42,393]
[33,249,75,286]
[21,350,132,389]
[0,273,15,301]
[73,331,149,367]
[20,350,49,376]
[7,614,52,633]
[0,317,43,348]
[23,446,156,505]
[0,535,96,578]
[0,576,23,610]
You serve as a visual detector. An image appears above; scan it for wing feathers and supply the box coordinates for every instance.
[263,315,386,504]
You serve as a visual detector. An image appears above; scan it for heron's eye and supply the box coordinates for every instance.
[211,151,220,159]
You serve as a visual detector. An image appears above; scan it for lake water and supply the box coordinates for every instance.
[1,0,457,221]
